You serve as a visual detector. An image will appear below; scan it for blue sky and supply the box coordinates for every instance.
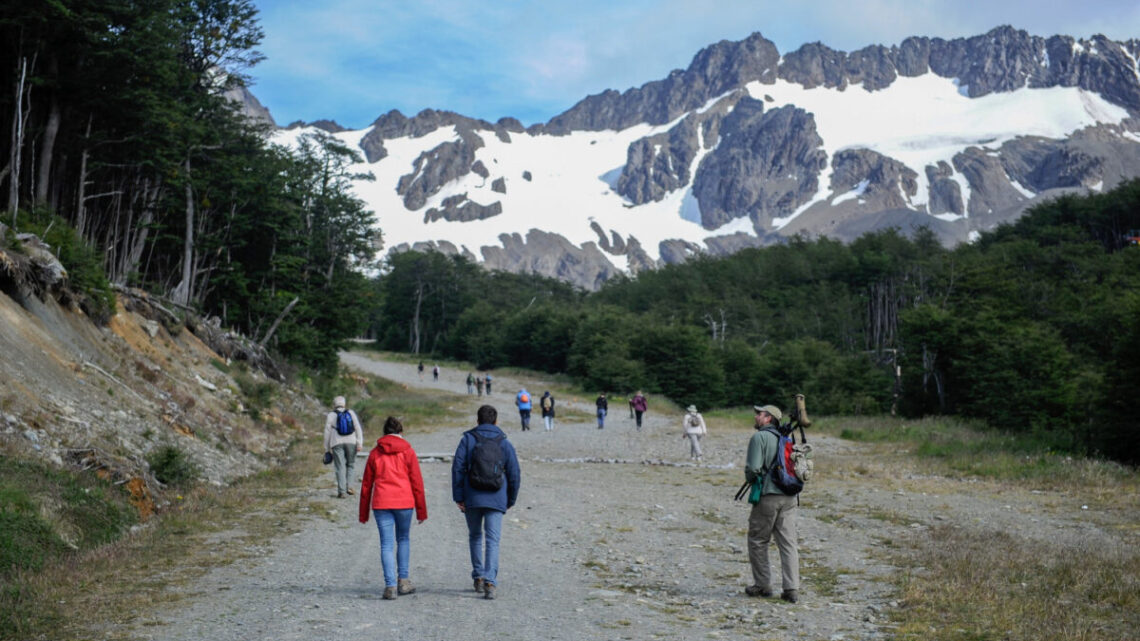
[248,0,1140,129]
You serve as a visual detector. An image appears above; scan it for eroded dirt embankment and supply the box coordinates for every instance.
[0,273,317,517]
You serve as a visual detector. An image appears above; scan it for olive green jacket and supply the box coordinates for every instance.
[744,427,782,496]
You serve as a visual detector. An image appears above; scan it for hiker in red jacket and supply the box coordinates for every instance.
[359,416,428,600]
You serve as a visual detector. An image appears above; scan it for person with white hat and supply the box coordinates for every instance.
[681,405,707,460]
[324,395,364,498]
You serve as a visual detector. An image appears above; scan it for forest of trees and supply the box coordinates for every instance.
[1,0,376,367]
[370,183,1140,464]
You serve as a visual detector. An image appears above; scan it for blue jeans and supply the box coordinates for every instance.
[374,508,413,587]
[597,408,606,428]
[519,409,531,430]
[465,507,504,586]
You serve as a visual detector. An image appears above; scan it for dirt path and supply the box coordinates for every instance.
[133,353,1123,641]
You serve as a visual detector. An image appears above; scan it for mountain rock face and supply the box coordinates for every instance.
[693,101,828,229]
[274,26,1140,290]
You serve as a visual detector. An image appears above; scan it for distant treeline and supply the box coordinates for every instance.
[372,182,1140,464]
[1,1,374,367]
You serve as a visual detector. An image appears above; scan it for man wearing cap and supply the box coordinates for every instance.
[743,404,800,603]
[324,396,364,498]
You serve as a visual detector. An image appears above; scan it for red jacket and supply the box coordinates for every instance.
[358,435,427,523]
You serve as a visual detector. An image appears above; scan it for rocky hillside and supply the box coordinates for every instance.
[275,25,1140,289]
[0,226,319,519]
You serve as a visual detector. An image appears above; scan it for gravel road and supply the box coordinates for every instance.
[133,352,1127,641]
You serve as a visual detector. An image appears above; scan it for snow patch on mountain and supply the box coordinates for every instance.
[743,74,1129,210]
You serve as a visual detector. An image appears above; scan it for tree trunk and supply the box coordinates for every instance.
[172,156,195,305]
[35,59,60,207]
[259,296,300,348]
[7,56,31,223]
[75,116,93,237]
[410,281,424,354]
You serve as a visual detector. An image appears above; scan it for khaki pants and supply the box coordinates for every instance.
[747,493,799,591]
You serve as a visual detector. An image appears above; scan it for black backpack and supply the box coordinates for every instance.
[466,430,506,491]
[335,409,355,436]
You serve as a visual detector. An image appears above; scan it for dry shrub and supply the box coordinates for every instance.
[894,524,1139,641]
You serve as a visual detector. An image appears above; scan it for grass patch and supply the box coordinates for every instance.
[0,458,139,637]
[891,524,1139,641]
[233,366,277,420]
[0,432,326,641]
[831,415,1138,496]
[801,562,841,598]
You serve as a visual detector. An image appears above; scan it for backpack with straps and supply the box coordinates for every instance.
[763,426,806,495]
[466,430,506,491]
[334,409,355,436]
[541,395,552,411]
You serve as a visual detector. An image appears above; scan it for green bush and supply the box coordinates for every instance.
[147,445,200,487]
[17,208,116,320]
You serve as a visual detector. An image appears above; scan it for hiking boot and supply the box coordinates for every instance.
[483,583,495,600]
[346,488,354,495]
[397,579,415,595]
[780,589,798,603]
[473,578,484,593]
[745,585,772,598]
[383,586,397,600]
[336,492,346,499]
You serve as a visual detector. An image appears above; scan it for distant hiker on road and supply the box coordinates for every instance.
[484,373,493,395]
[358,416,427,600]
[631,391,648,430]
[515,388,533,431]
[417,361,424,380]
[540,391,555,431]
[432,364,440,381]
[744,404,800,604]
[323,396,364,499]
[452,405,521,600]
[682,405,707,460]
[466,372,475,395]
[596,393,608,429]
[476,375,484,397]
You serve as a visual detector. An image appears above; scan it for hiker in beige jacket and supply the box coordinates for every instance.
[324,395,364,498]
[682,405,707,460]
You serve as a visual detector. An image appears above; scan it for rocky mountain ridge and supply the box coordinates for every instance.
[272,25,1140,290]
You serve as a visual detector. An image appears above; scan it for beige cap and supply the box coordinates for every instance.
[753,404,782,421]
[686,405,697,413]
[334,396,346,409]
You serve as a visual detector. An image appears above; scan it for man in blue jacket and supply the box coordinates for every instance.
[515,388,533,431]
[452,405,521,600]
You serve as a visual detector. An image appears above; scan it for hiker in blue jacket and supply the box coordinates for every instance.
[451,405,521,600]
[515,388,533,431]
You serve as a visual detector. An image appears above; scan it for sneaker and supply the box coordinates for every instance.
[346,488,354,495]
[780,589,798,603]
[473,578,484,593]
[336,492,346,499]
[745,585,772,598]
[397,579,415,595]
[383,586,396,600]
[483,583,495,600]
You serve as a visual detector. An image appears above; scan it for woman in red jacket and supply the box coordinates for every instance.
[359,416,428,599]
